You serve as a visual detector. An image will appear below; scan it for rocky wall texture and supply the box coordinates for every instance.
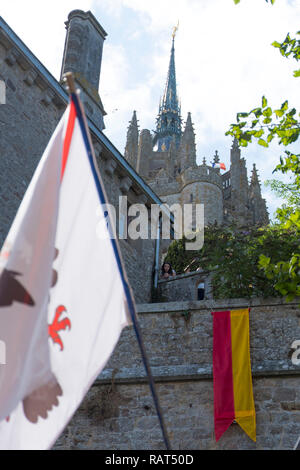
[54,298,300,450]
[157,271,213,302]
[54,376,300,450]
[0,41,65,245]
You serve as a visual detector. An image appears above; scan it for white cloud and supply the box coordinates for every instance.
[1,0,94,78]
[95,0,299,219]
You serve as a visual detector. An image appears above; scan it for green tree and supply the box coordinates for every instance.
[265,179,300,211]
[165,224,299,300]
[226,0,300,301]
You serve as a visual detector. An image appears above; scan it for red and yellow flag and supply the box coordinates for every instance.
[212,308,256,442]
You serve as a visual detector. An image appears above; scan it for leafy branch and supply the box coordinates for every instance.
[272,31,300,77]
[227,0,300,303]
[234,0,275,4]
[226,96,300,148]
[165,224,300,301]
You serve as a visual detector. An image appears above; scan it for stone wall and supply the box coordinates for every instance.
[0,15,158,304]
[54,297,300,450]
[0,39,65,245]
[157,270,213,302]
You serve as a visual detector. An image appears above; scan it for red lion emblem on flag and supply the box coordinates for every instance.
[48,305,71,351]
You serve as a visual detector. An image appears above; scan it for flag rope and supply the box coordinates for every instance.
[66,80,171,450]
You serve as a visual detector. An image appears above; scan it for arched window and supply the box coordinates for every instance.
[197,281,205,300]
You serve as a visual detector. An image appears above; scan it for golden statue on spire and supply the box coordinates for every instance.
[172,21,179,39]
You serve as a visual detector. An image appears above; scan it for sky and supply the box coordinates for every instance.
[1,0,299,219]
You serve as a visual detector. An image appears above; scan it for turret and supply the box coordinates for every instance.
[249,164,269,225]
[249,164,261,196]
[60,10,107,129]
[229,139,250,224]
[181,157,223,226]
[178,112,197,170]
[124,110,139,169]
[230,138,241,165]
[136,129,152,178]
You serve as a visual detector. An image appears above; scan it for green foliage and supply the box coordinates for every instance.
[234,0,275,4]
[261,153,300,302]
[165,224,299,300]
[258,253,300,301]
[227,4,300,303]
[275,150,300,187]
[272,31,300,78]
[165,237,186,275]
[264,179,300,213]
[225,98,300,149]
[264,154,300,224]
[225,30,300,148]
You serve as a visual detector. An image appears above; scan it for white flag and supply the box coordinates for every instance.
[0,92,132,449]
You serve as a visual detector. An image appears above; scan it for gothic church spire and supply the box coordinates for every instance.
[153,30,182,152]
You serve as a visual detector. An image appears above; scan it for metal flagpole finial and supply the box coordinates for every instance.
[63,72,77,94]
[172,21,179,40]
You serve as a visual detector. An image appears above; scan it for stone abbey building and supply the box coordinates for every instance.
[124,35,269,227]
[0,8,268,304]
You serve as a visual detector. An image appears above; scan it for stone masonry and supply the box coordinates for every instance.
[0,11,164,304]
[54,298,300,450]
[157,270,213,303]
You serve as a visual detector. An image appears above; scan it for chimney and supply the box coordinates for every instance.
[60,10,107,129]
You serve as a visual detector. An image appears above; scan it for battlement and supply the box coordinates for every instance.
[181,165,223,190]
[148,179,181,197]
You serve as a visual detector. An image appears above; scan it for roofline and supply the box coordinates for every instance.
[0,16,66,99]
[0,15,174,223]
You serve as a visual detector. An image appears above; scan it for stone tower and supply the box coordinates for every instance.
[60,9,107,130]
[137,129,152,178]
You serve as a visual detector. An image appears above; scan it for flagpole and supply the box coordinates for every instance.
[64,72,76,94]
[63,72,172,451]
